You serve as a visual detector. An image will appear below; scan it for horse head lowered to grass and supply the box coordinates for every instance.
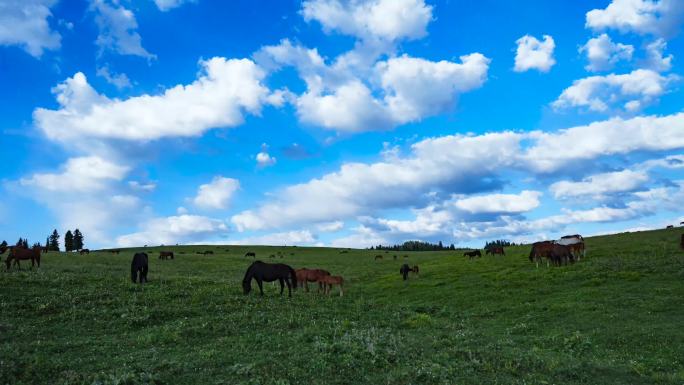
[242,261,297,297]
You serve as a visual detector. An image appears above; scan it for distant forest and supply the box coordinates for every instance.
[368,239,518,252]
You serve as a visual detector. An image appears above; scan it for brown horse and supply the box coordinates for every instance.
[486,247,505,256]
[159,251,174,260]
[411,265,419,277]
[295,268,330,292]
[529,241,555,267]
[320,275,344,297]
[374,255,383,260]
[5,246,41,270]
[79,249,90,255]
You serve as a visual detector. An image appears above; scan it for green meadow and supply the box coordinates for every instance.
[2,228,683,385]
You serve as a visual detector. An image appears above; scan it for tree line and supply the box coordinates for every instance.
[3,229,85,252]
[369,240,456,251]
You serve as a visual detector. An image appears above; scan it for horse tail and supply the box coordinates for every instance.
[242,264,254,294]
[289,266,298,289]
[528,247,535,262]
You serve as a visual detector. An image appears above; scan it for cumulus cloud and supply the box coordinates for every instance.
[34,57,272,142]
[0,0,60,57]
[301,0,433,43]
[96,65,132,89]
[154,0,196,12]
[230,230,317,246]
[586,0,684,38]
[514,34,556,73]
[549,169,650,199]
[232,112,684,231]
[452,190,542,214]
[315,221,344,232]
[643,38,673,71]
[91,0,155,60]
[580,34,634,72]
[192,176,240,210]
[128,180,156,192]
[256,143,277,167]
[117,215,228,247]
[552,69,678,112]
[19,156,129,192]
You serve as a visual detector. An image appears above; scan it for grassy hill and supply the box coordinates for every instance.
[2,228,683,384]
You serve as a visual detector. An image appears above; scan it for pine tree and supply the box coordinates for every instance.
[49,229,60,251]
[46,236,50,250]
[64,230,74,252]
[73,229,84,251]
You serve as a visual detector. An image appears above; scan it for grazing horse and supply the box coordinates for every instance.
[400,264,411,281]
[486,247,505,256]
[463,250,481,259]
[295,268,330,292]
[374,255,383,260]
[109,249,121,254]
[79,249,90,255]
[242,261,297,297]
[411,265,419,277]
[131,253,149,283]
[529,241,555,267]
[5,246,41,270]
[159,251,174,260]
[558,235,585,260]
[245,252,256,258]
[320,275,344,296]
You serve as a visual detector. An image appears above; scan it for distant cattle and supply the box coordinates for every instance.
[130,253,149,283]
[463,250,481,259]
[79,249,90,255]
[159,251,174,260]
[486,247,505,256]
[245,252,256,258]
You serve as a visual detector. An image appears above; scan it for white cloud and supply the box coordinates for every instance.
[580,34,634,72]
[586,0,684,37]
[639,154,684,169]
[233,112,684,231]
[117,215,228,247]
[34,57,272,142]
[552,69,678,112]
[293,53,490,132]
[128,180,156,192]
[154,0,195,12]
[330,225,387,248]
[0,0,60,57]
[256,143,277,167]
[301,0,433,43]
[96,66,132,89]
[514,34,556,73]
[230,230,316,246]
[192,176,240,210]
[19,156,129,192]
[643,38,673,71]
[91,0,155,60]
[549,169,649,199]
[452,190,542,214]
[315,221,344,232]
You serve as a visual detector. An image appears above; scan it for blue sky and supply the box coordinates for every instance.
[1,0,683,249]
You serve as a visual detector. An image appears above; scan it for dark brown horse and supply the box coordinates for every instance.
[400,264,411,281]
[5,246,41,270]
[320,275,344,296]
[295,268,331,292]
[244,251,256,258]
[463,250,481,258]
[529,242,574,267]
[529,241,555,267]
[79,249,90,255]
[242,261,297,297]
[131,252,148,283]
[486,247,505,256]
[411,265,419,277]
[159,251,174,260]
[374,255,383,260]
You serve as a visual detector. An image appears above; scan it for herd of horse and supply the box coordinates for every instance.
[461,235,586,267]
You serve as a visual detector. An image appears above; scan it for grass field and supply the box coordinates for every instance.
[2,228,684,385]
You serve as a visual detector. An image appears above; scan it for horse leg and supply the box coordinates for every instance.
[339,283,344,297]
[257,279,264,296]
[285,279,292,297]
[279,278,285,295]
